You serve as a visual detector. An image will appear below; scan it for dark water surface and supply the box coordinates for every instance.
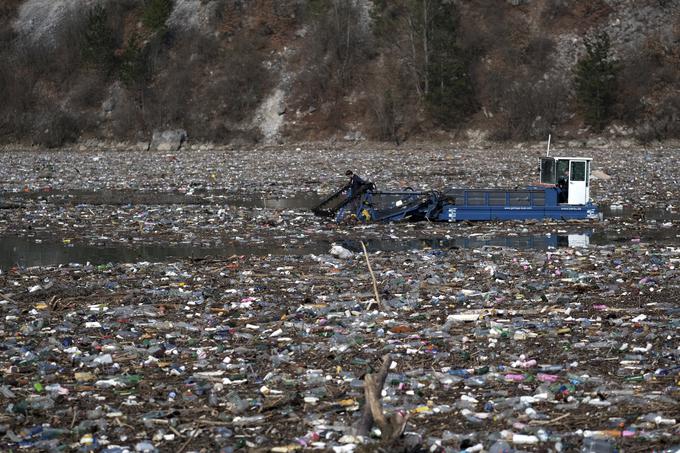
[1,191,678,270]
[3,229,679,270]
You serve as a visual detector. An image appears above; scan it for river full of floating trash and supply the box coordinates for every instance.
[0,144,678,452]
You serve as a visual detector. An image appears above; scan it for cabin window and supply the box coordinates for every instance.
[586,161,590,187]
[509,192,531,206]
[540,158,555,184]
[556,159,570,180]
[571,161,586,181]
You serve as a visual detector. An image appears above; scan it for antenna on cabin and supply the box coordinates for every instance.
[546,134,552,157]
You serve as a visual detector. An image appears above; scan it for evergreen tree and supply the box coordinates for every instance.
[372,0,477,126]
[425,2,476,123]
[82,6,117,72]
[119,35,147,89]
[573,32,619,131]
[142,0,173,31]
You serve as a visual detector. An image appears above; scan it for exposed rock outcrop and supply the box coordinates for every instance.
[14,0,106,47]
[149,130,188,152]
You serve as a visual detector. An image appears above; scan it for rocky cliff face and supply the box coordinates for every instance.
[0,0,678,147]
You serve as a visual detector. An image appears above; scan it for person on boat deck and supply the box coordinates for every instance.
[557,169,569,203]
[346,170,365,197]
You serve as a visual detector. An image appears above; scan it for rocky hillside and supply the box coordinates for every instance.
[0,0,678,147]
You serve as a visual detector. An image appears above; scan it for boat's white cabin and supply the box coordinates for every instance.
[540,157,592,205]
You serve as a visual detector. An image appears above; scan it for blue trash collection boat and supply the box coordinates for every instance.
[313,156,599,222]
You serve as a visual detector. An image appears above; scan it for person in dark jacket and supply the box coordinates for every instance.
[345,170,365,197]
[557,169,569,203]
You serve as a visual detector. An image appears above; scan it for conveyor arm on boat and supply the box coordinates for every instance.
[312,182,373,217]
[365,190,440,222]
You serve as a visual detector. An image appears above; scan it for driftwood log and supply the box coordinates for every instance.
[356,354,409,443]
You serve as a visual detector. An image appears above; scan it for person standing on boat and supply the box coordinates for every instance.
[346,170,366,197]
[557,168,569,203]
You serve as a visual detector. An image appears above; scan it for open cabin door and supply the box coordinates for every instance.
[568,160,589,205]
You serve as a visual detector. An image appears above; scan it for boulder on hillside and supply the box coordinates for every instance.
[149,129,187,151]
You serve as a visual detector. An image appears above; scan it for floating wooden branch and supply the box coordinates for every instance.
[356,354,409,443]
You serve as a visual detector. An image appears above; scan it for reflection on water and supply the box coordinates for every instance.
[601,205,680,221]
[0,237,327,271]
[0,232,598,270]
[2,228,679,270]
